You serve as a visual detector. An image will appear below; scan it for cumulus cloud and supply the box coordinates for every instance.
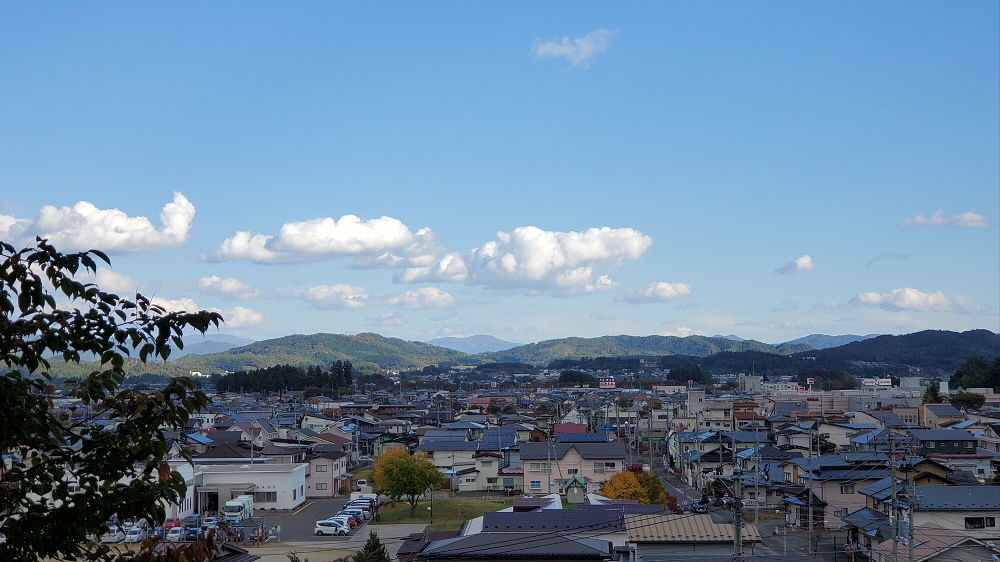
[396,252,469,283]
[622,281,693,303]
[776,254,816,275]
[851,287,952,311]
[533,29,616,68]
[374,312,405,326]
[198,275,258,300]
[206,214,440,266]
[90,268,141,294]
[0,193,195,253]
[901,210,989,228]
[150,296,265,327]
[662,327,703,337]
[292,284,372,309]
[385,287,456,309]
[463,225,652,294]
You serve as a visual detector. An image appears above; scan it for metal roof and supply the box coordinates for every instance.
[625,514,761,543]
[420,532,612,559]
[915,486,1000,510]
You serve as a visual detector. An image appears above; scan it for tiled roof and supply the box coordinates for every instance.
[909,429,976,441]
[557,433,610,443]
[519,441,627,461]
[914,486,1000,510]
[625,513,761,543]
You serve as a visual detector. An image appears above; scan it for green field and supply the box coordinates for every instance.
[371,498,513,532]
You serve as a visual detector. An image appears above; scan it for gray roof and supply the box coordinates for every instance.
[908,429,976,441]
[924,404,963,417]
[520,441,627,461]
[420,532,612,559]
[481,511,625,532]
[415,440,482,452]
[915,486,1000,510]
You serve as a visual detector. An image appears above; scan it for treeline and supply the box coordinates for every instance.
[215,361,353,395]
[950,356,1000,390]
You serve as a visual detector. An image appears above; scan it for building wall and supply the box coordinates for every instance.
[198,463,308,511]
[911,511,1000,541]
[523,448,623,495]
[306,456,348,498]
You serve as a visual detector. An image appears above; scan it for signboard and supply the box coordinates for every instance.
[797,386,806,393]
[806,378,815,385]
[599,378,616,389]
[861,378,892,387]
[600,423,615,431]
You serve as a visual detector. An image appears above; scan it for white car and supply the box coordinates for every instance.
[642,463,651,472]
[124,527,147,543]
[165,527,185,542]
[314,520,349,536]
[100,528,125,544]
[341,508,371,520]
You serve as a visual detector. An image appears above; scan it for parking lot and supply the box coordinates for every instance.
[254,497,371,543]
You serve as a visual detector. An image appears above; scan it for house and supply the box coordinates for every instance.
[921,404,966,429]
[908,486,1000,541]
[305,451,350,497]
[869,523,1000,562]
[976,423,1000,455]
[519,442,627,495]
[455,452,504,493]
[418,532,613,560]
[908,429,978,455]
[623,513,761,560]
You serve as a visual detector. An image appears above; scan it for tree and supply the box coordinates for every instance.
[559,369,597,387]
[923,379,943,404]
[950,392,986,411]
[636,471,668,504]
[600,471,643,501]
[813,433,837,454]
[351,530,390,562]
[0,239,222,560]
[373,449,444,517]
[616,396,634,409]
[950,356,1000,390]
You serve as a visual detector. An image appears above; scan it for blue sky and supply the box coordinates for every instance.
[1,2,997,344]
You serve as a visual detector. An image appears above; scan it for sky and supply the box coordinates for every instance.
[1,2,998,345]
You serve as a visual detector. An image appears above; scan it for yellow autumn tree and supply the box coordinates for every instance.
[637,471,668,504]
[600,471,643,501]
[373,448,444,516]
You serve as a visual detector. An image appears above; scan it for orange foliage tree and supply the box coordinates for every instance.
[600,471,643,501]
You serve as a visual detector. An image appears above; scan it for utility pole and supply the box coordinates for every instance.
[807,423,814,554]
[907,442,916,562]
[734,472,744,561]
[889,431,899,562]
[649,410,654,469]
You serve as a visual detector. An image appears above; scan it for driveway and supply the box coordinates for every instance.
[253,497,370,543]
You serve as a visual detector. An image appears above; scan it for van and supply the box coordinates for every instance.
[355,479,368,490]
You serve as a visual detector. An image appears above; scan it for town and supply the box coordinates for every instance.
[28,355,1000,562]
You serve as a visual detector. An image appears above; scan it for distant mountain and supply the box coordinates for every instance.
[185,334,255,346]
[487,335,809,365]
[713,334,746,342]
[799,329,1000,372]
[170,340,242,359]
[781,334,878,350]
[426,335,521,354]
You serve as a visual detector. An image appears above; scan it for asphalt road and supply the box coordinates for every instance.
[253,497,368,542]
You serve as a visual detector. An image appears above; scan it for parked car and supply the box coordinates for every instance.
[124,527,147,543]
[202,516,220,528]
[184,527,205,541]
[163,517,182,529]
[642,463,651,472]
[336,511,361,525]
[166,527,185,542]
[341,508,370,521]
[182,514,201,528]
[100,528,125,544]
[314,520,350,536]
[690,499,710,513]
[325,515,355,529]
[354,478,368,490]
[346,501,375,512]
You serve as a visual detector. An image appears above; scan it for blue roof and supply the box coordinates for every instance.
[557,433,610,443]
[185,433,213,444]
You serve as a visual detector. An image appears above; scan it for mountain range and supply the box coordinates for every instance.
[780,333,879,350]
[426,335,521,354]
[43,329,999,378]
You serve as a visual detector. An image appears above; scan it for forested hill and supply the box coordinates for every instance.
[486,335,809,364]
[794,329,1000,372]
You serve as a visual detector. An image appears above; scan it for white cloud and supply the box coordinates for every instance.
[901,210,990,228]
[1,192,195,253]
[464,225,652,294]
[198,275,258,300]
[206,214,440,266]
[851,287,952,311]
[396,252,469,283]
[776,254,816,275]
[150,296,265,327]
[94,269,141,294]
[533,29,616,68]
[662,327,702,338]
[293,284,371,309]
[622,281,693,303]
[375,312,405,326]
[385,287,456,309]
[224,306,265,327]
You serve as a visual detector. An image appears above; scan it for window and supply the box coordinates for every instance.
[530,480,542,488]
[465,478,476,483]
[965,517,996,529]
[529,462,541,471]
[840,484,855,494]
[253,492,277,503]
[964,442,974,449]
[605,462,616,469]
[594,463,605,473]
[316,482,328,490]
[487,477,498,484]
[316,464,328,472]
[503,477,515,486]
[835,508,849,517]
[301,485,304,495]
[926,442,935,449]
[541,463,551,473]
[293,489,296,500]
[568,469,579,475]
[481,461,493,468]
